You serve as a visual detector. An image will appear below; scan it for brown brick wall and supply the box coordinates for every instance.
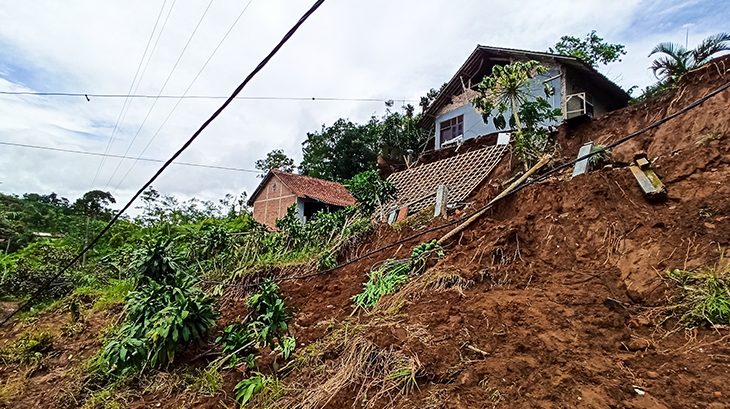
[252,175,297,229]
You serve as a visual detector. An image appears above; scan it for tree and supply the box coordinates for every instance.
[419,82,448,112]
[255,149,295,177]
[473,61,561,169]
[649,32,730,84]
[73,190,116,220]
[378,104,428,165]
[550,31,626,67]
[300,119,379,182]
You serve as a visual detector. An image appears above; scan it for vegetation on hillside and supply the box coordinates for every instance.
[634,32,730,101]
[472,60,561,169]
[300,102,428,181]
[549,30,626,67]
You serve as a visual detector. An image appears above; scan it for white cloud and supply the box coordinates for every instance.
[0,0,725,212]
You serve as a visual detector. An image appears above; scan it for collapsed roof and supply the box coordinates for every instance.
[384,144,508,215]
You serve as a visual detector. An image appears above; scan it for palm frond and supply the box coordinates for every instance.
[650,55,689,81]
[649,42,686,58]
[692,32,730,65]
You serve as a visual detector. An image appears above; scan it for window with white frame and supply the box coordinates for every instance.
[439,114,464,145]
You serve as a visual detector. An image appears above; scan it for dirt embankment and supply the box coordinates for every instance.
[2,57,730,408]
[275,58,730,408]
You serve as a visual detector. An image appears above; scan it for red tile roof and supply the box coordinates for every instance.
[248,169,356,207]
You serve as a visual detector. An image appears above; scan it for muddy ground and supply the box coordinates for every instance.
[1,57,730,408]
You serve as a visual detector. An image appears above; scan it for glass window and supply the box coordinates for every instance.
[439,114,464,145]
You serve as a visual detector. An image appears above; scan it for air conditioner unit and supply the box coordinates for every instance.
[565,92,595,119]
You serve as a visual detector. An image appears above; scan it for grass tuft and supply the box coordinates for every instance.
[666,254,730,327]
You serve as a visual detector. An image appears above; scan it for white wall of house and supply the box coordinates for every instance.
[295,198,305,221]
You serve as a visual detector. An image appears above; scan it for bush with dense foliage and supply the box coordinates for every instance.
[98,239,217,378]
[345,170,396,215]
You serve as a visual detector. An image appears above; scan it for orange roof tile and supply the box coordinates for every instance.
[248,169,356,207]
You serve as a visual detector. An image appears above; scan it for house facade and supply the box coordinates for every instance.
[420,46,631,150]
[247,169,356,228]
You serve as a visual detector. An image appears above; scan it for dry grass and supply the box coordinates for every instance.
[375,267,474,314]
[0,374,27,406]
[281,320,422,409]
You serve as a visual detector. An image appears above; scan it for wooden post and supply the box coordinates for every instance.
[434,185,448,218]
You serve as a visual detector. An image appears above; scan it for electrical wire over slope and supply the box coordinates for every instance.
[0,0,327,328]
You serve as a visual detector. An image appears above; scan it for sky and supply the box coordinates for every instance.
[0,0,727,212]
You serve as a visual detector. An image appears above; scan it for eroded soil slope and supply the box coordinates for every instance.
[1,57,730,409]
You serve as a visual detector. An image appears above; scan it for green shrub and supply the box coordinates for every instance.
[215,322,257,369]
[234,372,283,407]
[0,241,77,300]
[345,170,396,214]
[353,241,443,310]
[0,331,53,365]
[97,238,217,379]
[667,265,730,326]
[99,274,216,376]
[246,280,290,351]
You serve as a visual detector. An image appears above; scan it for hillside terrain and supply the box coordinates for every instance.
[2,56,730,408]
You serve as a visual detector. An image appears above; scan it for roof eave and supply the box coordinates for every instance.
[420,45,630,126]
[247,170,277,206]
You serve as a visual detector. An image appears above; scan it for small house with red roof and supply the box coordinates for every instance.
[247,169,356,228]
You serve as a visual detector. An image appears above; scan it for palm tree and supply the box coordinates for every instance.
[649,32,730,83]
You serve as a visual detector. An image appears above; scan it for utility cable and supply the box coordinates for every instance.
[211,79,730,290]
[104,0,214,189]
[0,0,327,328]
[0,91,414,102]
[91,0,175,186]
[0,140,262,174]
[113,0,256,191]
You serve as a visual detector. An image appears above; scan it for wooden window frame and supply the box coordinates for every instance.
[439,114,464,145]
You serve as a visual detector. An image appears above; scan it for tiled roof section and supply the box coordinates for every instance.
[272,169,356,207]
[384,144,507,214]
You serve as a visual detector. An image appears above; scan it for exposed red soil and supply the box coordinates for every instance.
[2,57,730,408]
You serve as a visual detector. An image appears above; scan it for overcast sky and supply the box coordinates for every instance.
[0,0,727,211]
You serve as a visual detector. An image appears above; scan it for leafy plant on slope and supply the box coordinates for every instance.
[97,237,216,379]
[234,372,283,407]
[353,241,444,310]
[666,255,730,327]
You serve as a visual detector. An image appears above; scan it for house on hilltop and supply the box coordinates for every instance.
[381,45,631,220]
[419,45,631,150]
[248,169,356,228]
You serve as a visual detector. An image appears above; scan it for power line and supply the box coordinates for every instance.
[0,140,262,174]
[91,0,176,187]
[0,90,412,103]
[104,0,215,189]
[0,0,327,328]
[113,0,257,191]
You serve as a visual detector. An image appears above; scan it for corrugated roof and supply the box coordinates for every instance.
[248,169,356,207]
[383,144,507,215]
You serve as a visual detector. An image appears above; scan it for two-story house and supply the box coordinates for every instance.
[419,45,631,150]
